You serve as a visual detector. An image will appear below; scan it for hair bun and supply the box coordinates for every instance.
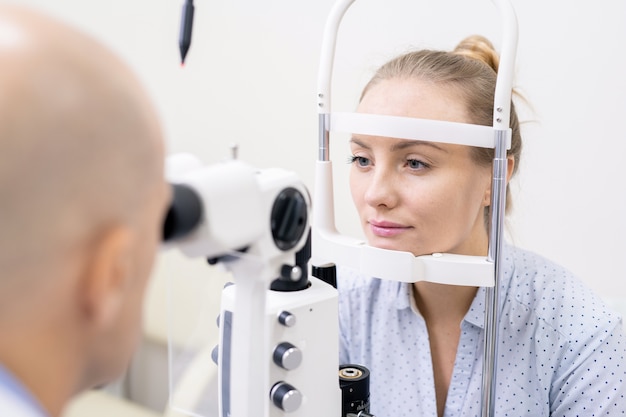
[453,35,499,73]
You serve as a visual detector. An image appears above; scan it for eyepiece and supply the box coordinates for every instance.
[162,183,203,242]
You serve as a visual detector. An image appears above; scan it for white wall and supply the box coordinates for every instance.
[10,0,626,301]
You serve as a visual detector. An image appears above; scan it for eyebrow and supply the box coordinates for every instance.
[350,136,448,153]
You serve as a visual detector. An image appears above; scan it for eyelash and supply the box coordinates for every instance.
[347,155,370,166]
[407,159,429,170]
[347,155,430,171]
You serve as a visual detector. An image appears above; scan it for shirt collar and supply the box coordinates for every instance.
[465,245,515,329]
[393,244,514,329]
[396,280,488,327]
[395,281,413,310]
[465,287,487,328]
[0,364,48,417]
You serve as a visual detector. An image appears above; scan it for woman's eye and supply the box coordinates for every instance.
[407,159,427,170]
[348,155,371,167]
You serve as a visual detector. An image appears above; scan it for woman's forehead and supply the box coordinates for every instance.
[357,78,469,124]
[350,135,454,154]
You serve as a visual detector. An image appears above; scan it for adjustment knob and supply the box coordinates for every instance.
[270,187,307,251]
[273,342,302,370]
[277,311,296,327]
[270,381,302,413]
[211,345,219,365]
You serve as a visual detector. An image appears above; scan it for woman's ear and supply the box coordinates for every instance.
[482,166,493,207]
[506,156,516,183]
[79,226,134,328]
[483,156,516,206]
[482,184,491,206]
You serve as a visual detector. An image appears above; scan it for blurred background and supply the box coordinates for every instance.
[5,0,625,416]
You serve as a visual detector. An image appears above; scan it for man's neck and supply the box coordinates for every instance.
[0,315,82,417]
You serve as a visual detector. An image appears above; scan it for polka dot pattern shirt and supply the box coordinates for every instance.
[338,244,626,416]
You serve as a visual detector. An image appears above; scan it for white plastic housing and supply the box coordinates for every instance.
[218,277,341,417]
[164,154,310,265]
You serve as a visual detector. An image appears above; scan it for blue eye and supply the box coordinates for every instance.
[348,155,370,167]
[407,159,427,170]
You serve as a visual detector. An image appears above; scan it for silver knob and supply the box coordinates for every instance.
[273,342,302,370]
[277,311,296,327]
[211,345,219,365]
[270,381,302,413]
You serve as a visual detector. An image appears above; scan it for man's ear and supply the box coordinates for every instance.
[79,226,134,327]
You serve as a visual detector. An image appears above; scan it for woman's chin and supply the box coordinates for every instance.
[366,237,417,254]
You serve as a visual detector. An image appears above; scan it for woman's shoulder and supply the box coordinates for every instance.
[336,265,404,300]
[335,265,412,323]
[504,244,622,339]
[336,264,382,292]
[504,244,597,305]
[504,244,577,285]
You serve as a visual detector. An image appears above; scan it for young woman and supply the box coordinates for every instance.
[338,35,626,417]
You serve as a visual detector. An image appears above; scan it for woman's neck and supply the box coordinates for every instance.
[412,281,478,323]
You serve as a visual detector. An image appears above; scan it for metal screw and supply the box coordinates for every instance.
[496,118,502,123]
[496,106,503,112]
[230,143,239,160]
[289,266,302,281]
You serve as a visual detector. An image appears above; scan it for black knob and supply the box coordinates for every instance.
[273,342,302,370]
[277,311,296,327]
[270,187,307,251]
[312,263,337,288]
[270,381,302,412]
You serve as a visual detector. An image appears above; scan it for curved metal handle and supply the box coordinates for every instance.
[316,0,518,124]
[316,0,356,114]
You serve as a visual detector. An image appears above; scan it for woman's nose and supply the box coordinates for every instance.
[363,168,398,209]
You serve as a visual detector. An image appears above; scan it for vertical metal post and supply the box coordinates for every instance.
[481,130,509,417]
[319,113,331,161]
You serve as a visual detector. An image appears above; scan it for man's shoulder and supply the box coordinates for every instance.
[0,366,46,417]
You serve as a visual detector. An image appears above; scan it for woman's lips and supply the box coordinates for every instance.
[368,220,411,237]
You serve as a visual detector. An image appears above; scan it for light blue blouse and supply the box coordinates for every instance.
[338,244,626,416]
[0,365,47,417]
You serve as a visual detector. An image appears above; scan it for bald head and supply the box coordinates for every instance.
[0,6,165,288]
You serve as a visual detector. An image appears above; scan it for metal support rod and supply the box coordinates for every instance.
[319,113,330,161]
[317,0,357,113]
[481,129,509,417]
